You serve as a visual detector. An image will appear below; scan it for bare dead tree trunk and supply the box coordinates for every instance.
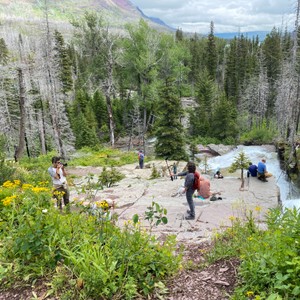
[240,168,245,190]
[292,0,300,65]
[103,30,116,147]
[37,109,47,154]
[105,93,115,147]
[15,68,26,161]
[43,1,66,158]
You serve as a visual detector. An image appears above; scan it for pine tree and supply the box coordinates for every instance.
[92,90,109,130]
[53,30,73,93]
[229,151,251,190]
[73,112,98,148]
[262,28,282,117]
[205,21,218,79]
[211,95,238,141]
[155,78,187,160]
[189,69,216,137]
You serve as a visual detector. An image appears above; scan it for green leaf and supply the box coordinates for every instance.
[132,214,139,224]
[161,216,168,224]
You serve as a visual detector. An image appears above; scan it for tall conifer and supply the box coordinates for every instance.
[155,78,187,160]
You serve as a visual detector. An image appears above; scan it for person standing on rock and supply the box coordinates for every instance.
[177,161,197,220]
[172,162,178,179]
[138,150,144,169]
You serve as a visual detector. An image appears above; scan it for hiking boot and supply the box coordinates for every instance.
[185,215,195,220]
[262,179,268,182]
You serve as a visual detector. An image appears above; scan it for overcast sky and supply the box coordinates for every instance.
[131,0,296,34]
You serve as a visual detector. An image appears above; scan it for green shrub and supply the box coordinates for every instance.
[70,147,137,167]
[0,177,181,299]
[150,164,160,179]
[208,208,300,300]
[98,166,125,187]
[240,121,277,145]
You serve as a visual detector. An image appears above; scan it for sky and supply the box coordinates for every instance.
[131,0,296,34]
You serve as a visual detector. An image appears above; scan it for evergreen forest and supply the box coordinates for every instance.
[0,9,299,166]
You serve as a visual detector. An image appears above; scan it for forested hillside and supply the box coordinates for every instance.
[0,1,299,175]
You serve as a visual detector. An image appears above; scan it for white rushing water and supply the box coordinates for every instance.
[206,145,300,210]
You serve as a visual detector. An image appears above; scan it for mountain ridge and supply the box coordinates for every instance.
[0,0,172,32]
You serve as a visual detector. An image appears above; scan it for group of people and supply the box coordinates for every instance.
[172,162,221,220]
[247,158,272,182]
[48,151,270,219]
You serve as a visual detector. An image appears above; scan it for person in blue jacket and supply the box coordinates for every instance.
[257,158,270,182]
[138,150,144,169]
[247,162,258,177]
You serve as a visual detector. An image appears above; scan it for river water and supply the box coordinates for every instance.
[206,145,300,210]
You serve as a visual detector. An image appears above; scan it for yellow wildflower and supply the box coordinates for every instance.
[22,183,34,190]
[53,190,65,196]
[2,181,14,188]
[96,200,110,210]
[38,181,49,186]
[31,187,50,193]
[13,180,21,186]
[1,195,17,206]
[254,206,261,212]
[246,291,254,297]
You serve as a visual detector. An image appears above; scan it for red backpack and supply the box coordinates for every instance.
[193,171,201,190]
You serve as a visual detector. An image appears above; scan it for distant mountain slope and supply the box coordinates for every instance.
[0,0,171,32]
[136,6,175,31]
[215,31,269,41]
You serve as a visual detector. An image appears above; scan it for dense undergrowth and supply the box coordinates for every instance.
[1,148,300,299]
[0,148,181,299]
[208,208,300,300]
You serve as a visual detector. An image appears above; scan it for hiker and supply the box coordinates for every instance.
[247,162,258,177]
[48,156,70,211]
[257,158,272,182]
[214,170,224,179]
[138,150,144,169]
[177,161,198,220]
[172,162,178,179]
[197,176,222,200]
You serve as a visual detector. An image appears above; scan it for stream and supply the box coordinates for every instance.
[206,145,300,210]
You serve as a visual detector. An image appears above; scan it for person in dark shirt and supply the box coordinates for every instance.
[214,170,224,179]
[247,162,258,177]
[177,161,197,220]
[172,162,178,180]
[138,150,144,169]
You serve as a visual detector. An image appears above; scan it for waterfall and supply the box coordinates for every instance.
[205,145,300,209]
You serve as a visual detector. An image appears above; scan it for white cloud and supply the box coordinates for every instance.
[131,0,295,33]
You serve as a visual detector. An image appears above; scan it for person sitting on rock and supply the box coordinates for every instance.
[214,170,224,179]
[247,162,258,177]
[197,176,221,199]
[257,158,272,182]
